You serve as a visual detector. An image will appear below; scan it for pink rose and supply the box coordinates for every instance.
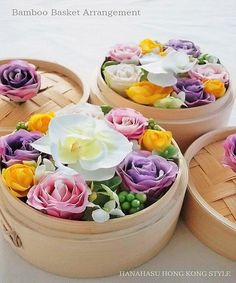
[106,108,147,140]
[223,134,236,172]
[0,60,41,102]
[27,171,89,219]
[189,63,229,83]
[108,43,141,63]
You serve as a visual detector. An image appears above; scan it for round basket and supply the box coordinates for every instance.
[183,127,236,260]
[0,59,89,128]
[0,128,188,278]
[90,68,235,152]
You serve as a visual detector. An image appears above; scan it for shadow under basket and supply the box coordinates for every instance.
[183,127,236,260]
[90,69,235,152]
[0,58,89,129]
[0,128,188,278]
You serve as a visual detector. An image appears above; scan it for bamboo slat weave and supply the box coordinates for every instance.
[189,140,236,223]
[0,61,85,128]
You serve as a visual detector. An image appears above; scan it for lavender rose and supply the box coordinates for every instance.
[0,129,42,166]
[0,60,41,102]
[174,78,215,107]
[223,134,236,172]
[166,39,200,57]
[117,150,178,198]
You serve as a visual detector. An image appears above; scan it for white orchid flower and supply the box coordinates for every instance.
[31,114,132,181]
[141,50,197,87]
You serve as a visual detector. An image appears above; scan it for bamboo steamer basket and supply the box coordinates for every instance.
[0,58,89,128]
[90,69,235,152]
[0,127,188,278]
[182,127,236,260]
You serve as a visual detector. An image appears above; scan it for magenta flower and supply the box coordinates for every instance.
[106,108,147,140]
[0,129,42,166]
[27,171,89,219]
[0,60,41,102]
[223,134,236,172]
[117,150,178,198]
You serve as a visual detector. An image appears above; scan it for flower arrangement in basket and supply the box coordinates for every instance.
[0,103,179,222]
[101,38,230,108]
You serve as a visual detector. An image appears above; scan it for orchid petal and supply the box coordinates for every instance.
[147,72,177,87]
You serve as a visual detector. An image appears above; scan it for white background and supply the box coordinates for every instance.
[0,0,236,282]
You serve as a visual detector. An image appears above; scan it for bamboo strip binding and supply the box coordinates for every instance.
[189,140,236,223]
[0,59,88,127]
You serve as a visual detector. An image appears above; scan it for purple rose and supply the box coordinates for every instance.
[174,78,215,107]
[0,60,41,102]
[223,134,236,172]
[0,129,42,166]
[166,39,201,58]
[117,150,178,198]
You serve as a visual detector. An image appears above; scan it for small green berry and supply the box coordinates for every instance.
[16,121,28,131]
[153,125,159,130]
[135,193,147,203]
[119,194,126,203]
[119,191,128,198]
[140,204,144,210]
[126,193,135,202]
[129,207,140,214]
[121,202,130,211]
[131,199,140,208]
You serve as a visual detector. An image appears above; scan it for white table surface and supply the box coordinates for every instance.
[0,0,236,282]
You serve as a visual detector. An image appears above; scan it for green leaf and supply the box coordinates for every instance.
[93,176,122,192]
[153,144,178,159]
[100,105,113,115]
[140,68,148,81]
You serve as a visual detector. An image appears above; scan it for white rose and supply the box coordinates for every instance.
[103,63,143,96]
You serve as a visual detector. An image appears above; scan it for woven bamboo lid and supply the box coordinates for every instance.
[189,135,236,224]
[0,59,89,128]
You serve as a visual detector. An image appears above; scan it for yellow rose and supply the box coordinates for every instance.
[204,80,226,98]
[28,112,55,133]
[139,129,172,152]
[2,163,35,197]
[139,38,164,54]
[126,81,173,105]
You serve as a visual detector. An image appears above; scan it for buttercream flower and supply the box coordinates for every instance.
[166,39,200,57]
[139,38,164,54]
[0,129,42,166]
[174,78,215,107]
[31,114,132,181]
[56,103,104,119]
[223,134,236,172]
[2,163,35,197]
[117,150,178,198]
[139,129,172,152]
[142,50,197,87]
[189,63,229,83]
[204,79,226,98]
[154,96,185,109]
[126,81,172,105]
[0,60,41,102]
[107,43,141,63]
[28,112,55,133]
[106,108,147,140]
[103,64,143,95]
[27,171,89,219]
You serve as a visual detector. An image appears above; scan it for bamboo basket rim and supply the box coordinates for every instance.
[0,129,186,234]
[185,127,236,231]
[96,66,232,116]
[0,58,90,104]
